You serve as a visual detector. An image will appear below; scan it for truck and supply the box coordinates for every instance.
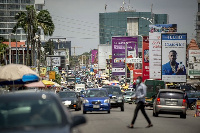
[66,76,76,89]
[75,84,86,92]
[144,79,165,107]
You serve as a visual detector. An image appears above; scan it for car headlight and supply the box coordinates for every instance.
[83,99,89,104]
[118,97,123,100]
[104,99,110,103]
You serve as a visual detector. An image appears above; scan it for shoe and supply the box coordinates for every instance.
[127,125,134,128]
[146,124,153,128]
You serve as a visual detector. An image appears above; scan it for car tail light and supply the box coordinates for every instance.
[182,99,186,106]
[156,98,160,105]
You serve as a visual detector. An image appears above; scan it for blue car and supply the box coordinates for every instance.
[82,88,110,114]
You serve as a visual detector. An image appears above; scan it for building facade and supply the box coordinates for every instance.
[0,0,45,41]
[197,0,200,47]
[99,11,168,48]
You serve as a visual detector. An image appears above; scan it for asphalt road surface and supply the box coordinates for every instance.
[71,103,200,133]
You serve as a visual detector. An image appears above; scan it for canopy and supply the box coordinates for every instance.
[42,80,54,85]
[52,82,61,87]
[25,81,45,88]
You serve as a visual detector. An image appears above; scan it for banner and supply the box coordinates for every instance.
[161,33,187,82]
[91,49,98,64]
[149,24,177,79]
[142,36,149,82]
[188,50,200,76]
[47,57,61,66]
[112,36,138,76]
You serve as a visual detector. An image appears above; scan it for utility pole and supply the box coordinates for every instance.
[71,46,82,56]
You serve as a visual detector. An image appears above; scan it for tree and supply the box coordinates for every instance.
[13,5,55,67]
[0,43,8,66]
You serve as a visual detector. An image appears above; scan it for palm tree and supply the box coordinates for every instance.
[12,5,55,67]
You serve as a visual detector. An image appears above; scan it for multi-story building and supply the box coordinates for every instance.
[0,0,45,41]
[196,0,200,47]
[99,11,168,49]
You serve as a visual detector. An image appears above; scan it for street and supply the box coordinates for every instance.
[71,103,200,133]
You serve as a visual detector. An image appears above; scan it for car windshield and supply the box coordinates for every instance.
[103,87,122,95]
[0,96,65,130]
[125,92,134,96]
[159,92,184,99]
[58,92,76,98]
[85,90,108,98]
[187,91,200,98]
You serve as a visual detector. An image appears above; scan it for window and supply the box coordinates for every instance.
[159,92,184,99]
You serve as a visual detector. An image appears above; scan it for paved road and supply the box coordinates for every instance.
[71,103,200,133]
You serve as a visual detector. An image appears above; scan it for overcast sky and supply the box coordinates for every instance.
[44,0,197,55]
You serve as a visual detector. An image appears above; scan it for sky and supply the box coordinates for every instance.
[44,0,197,55]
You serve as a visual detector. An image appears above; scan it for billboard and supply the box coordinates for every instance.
[91,49,98,64]
[112,36,138,76]
[142,36,149,82]
[98,45,112,70]
[47,57,61,66]
[188,50,200,76]
[149,24,177,79]
[161,33,187,82]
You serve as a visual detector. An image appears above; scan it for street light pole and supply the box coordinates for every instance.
[9,33,12,64]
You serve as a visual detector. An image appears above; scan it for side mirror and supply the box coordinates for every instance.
[109,94,112,98]
[71,115,87,128]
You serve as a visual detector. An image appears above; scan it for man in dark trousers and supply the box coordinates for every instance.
[127,76,153,128]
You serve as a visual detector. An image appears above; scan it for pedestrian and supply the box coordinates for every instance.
[127,76,153,128]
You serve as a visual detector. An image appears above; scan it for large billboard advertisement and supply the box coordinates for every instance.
[161,33,187,82]
[112,36,138,76]
[91,49,98,64]
[149,24,177,79]
[188,50,200,76]
[142,36,149,82]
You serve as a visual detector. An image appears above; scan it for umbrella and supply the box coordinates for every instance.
[42,80,54,85]
[24,80,45,88]
[0,64,39,85]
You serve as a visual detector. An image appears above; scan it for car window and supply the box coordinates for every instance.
[85,90,108,97]
[0,97,65,129]
[159,92,184,99]
[102,86,122,95]
[58,92,76,98]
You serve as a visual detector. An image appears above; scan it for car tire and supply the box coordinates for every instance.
[190,103,195,110]
[121,105,124,111]
[83,111,86,114]
[180,114,186,119]
[107,110,110,114]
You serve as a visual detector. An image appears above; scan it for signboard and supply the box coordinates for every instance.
[40,67,47,77]
[142,36,149,82]
[188,50,200,76]
[161,33,187,82]
[126,58,142,63]
[49,71,56,80]
[91,49,98,64]
[133,69,142,82]
[196,100,200,117]
[47,57,61,66]
[112,36,138,76]
[149,24,177,79]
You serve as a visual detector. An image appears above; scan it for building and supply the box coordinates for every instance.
[196,0,200,47]
[99,11,168,49]
[0,0,45,41]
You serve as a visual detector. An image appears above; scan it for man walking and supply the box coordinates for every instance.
[127,76,153,128]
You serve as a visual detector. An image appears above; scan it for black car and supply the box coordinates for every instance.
[102,85,124,111]
[0,91,86,133]
[58,91,82,111]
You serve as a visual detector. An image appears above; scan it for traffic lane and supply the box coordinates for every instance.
[70,103,200,133]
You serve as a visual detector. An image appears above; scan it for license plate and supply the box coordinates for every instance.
[93,105,100,108]
[110,100,116,103]
[166,101,177,105]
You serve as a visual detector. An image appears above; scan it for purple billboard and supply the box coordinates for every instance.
[91,49,98,64]
[112,36,138,76]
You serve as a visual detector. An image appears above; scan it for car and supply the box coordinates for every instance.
[0,91,86,133]
[82,88,110,114]
[102,85,125,111]
[57,91,82,111]
[187,91,200,110]
[153,89,187,118]
[123,91,135,104]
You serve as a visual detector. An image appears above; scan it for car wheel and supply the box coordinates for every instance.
[190,103,195,110]
[107,110,110,114]
[180,114,186,119]
[121,105,124,111]
[83,111,86,114]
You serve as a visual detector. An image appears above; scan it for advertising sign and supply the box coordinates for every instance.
[49,71,56,80]
[133,69,142,82]
[112,36,138,76]
[142,36,149,82]
[161,33,187,82]
[149,24,177,79]
[40,67,47,77]
[47,57,61,66]
[188,50,200,76]
[91,49,98,64]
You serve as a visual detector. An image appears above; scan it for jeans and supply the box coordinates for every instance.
[131,101,151,125]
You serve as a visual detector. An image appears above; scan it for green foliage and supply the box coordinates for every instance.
[53,72,61,84]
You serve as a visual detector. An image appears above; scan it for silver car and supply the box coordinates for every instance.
[153,89,187,118]
[124,91,135,104]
